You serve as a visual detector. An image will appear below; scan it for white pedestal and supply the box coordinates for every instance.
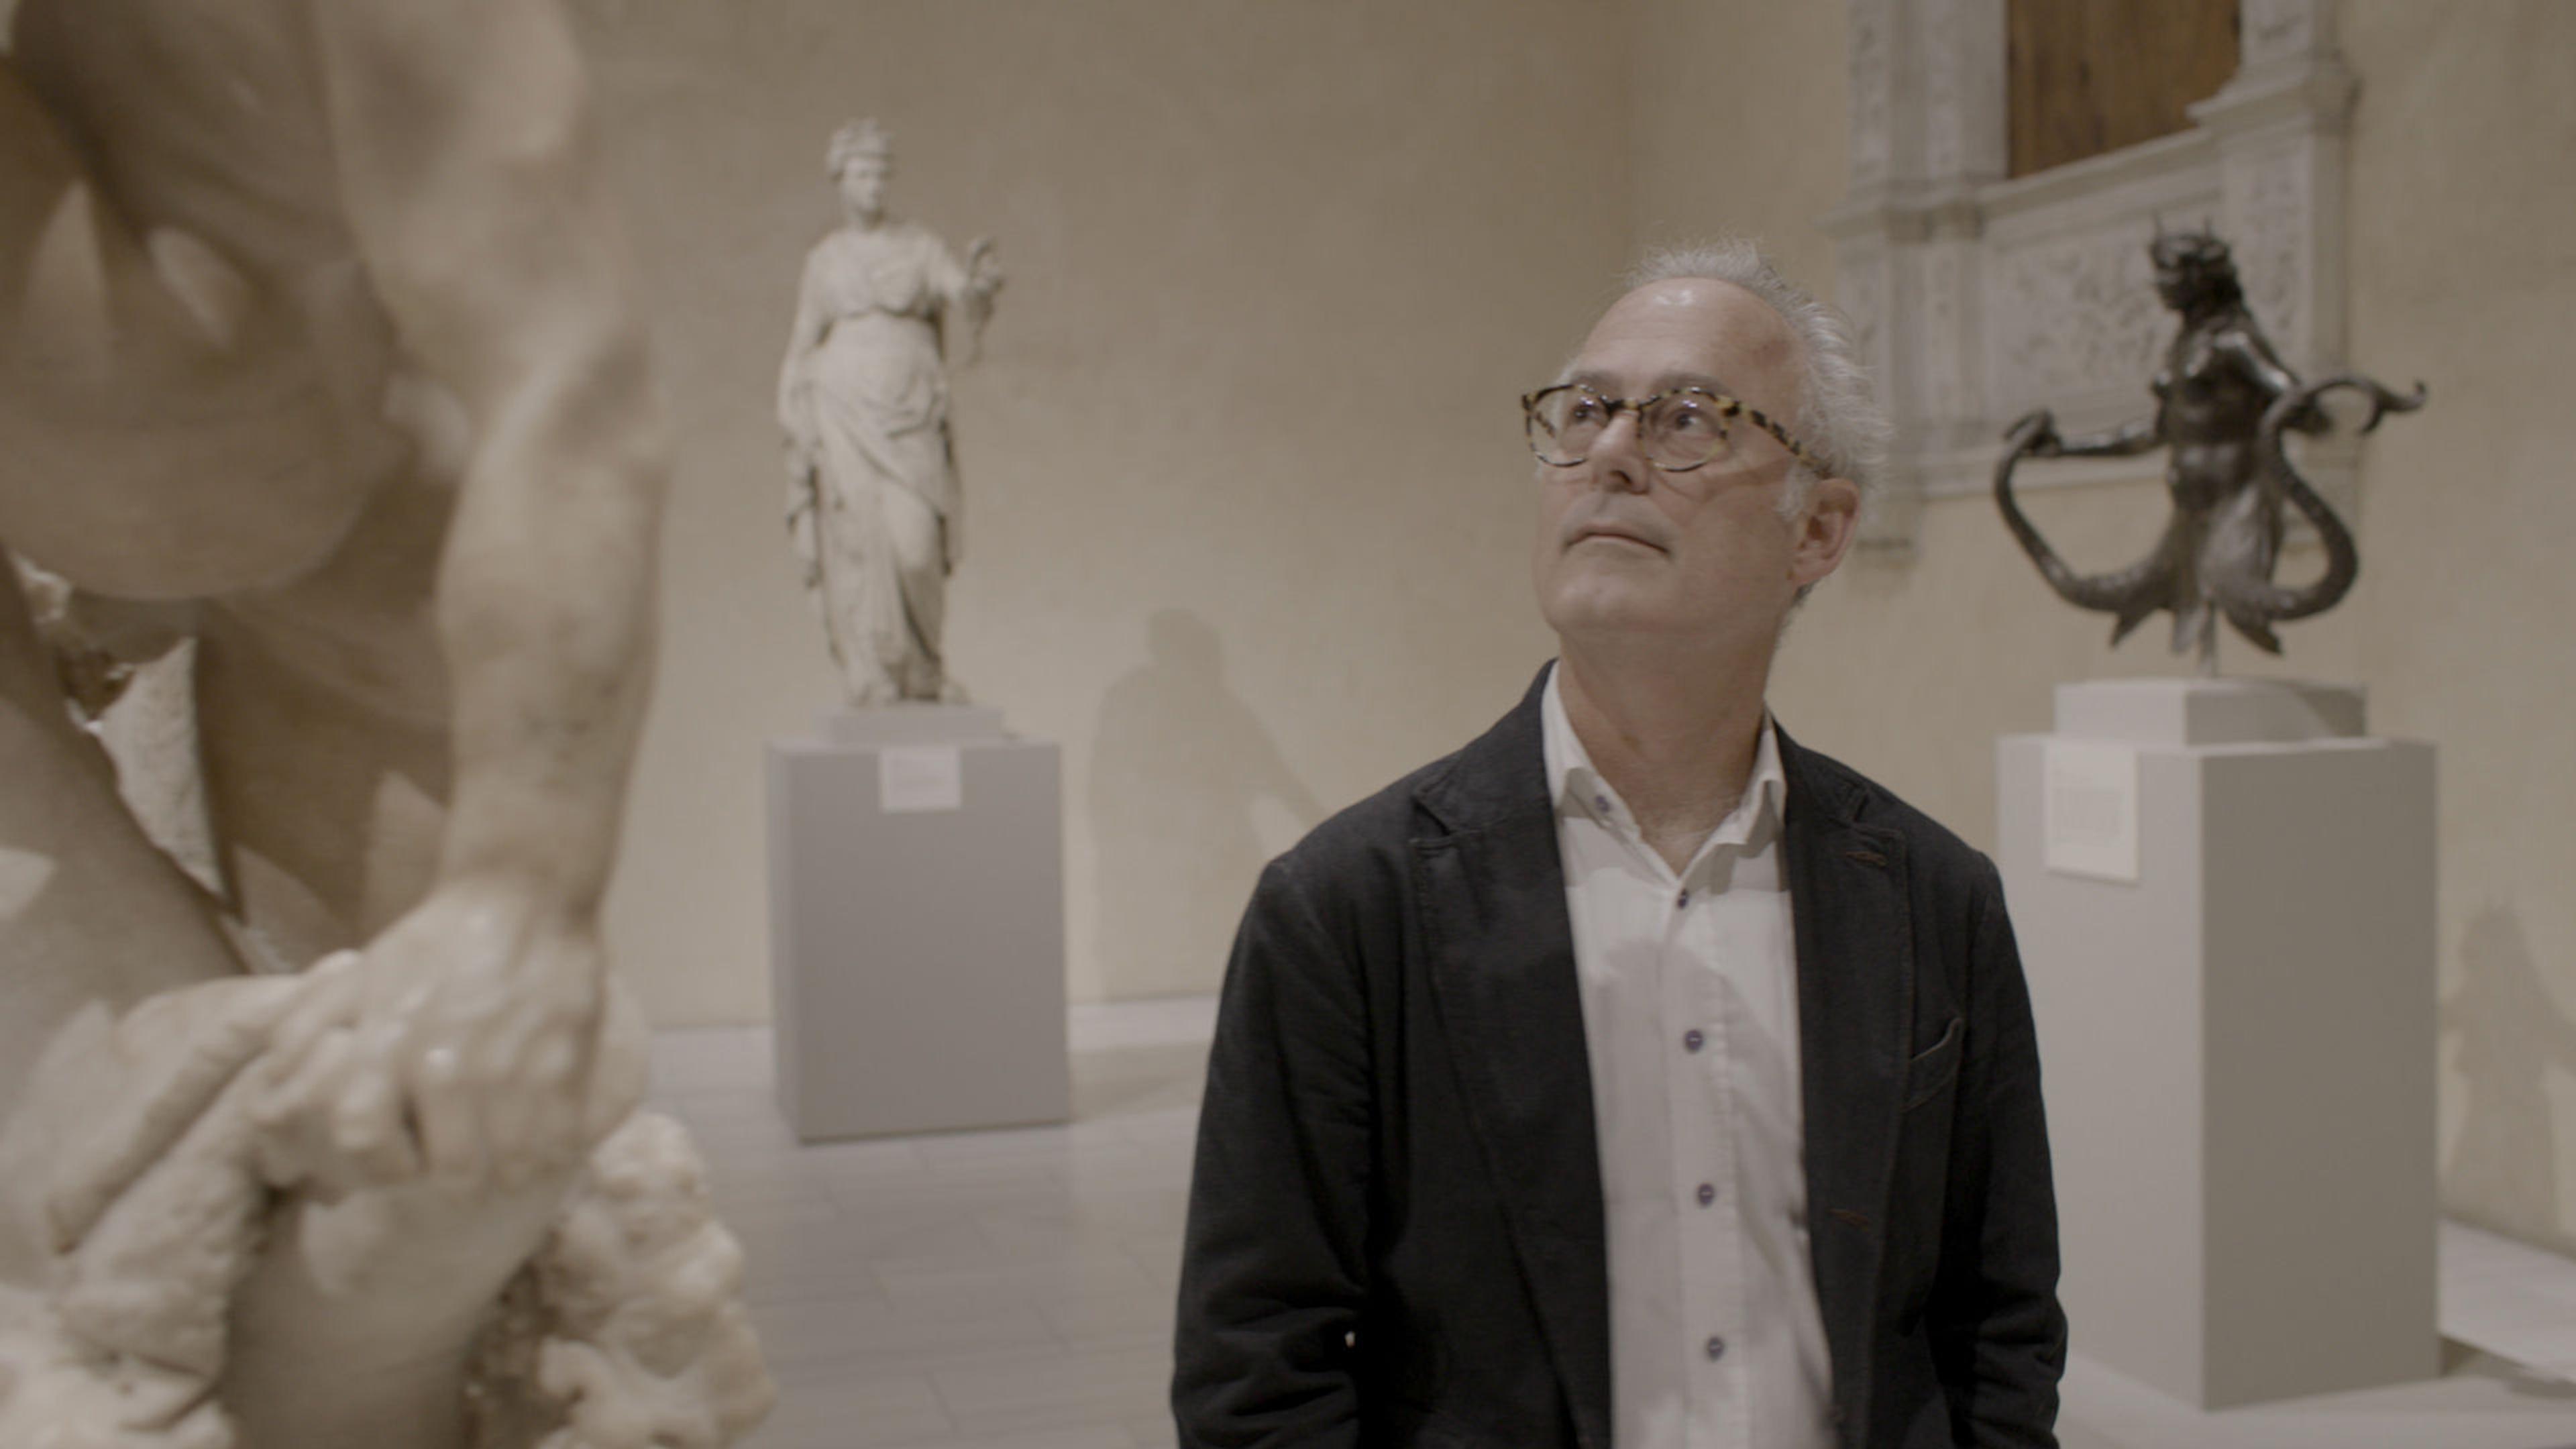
[1998,678,2437,1409]
[767,704,1069,1141]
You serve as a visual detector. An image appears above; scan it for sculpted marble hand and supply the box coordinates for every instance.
[0,0,770,1441]
[777,117,1002,705]
[257,882,625,1193]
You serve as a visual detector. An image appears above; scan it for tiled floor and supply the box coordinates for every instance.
[659,1000,2576,1449]
[648,1000,1214,1449]
[2443,1220,2576,1383]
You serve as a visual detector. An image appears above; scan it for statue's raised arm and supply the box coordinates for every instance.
[946,233,1004,366]
[258,0,671,1197]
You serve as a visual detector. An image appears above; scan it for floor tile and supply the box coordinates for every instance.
[646,1007,1213,1444]
[735,1371,951,1449]
[930,1346,1174,1438]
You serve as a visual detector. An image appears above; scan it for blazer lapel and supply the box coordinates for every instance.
[1413,668,1613,1449]
[1779,727,1914,1446]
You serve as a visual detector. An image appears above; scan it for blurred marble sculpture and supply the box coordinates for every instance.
[777,118,1003,705]
[1996,227,2424,673]
[0,0,771,1444]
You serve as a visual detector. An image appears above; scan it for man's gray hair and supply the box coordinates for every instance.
[1625,239,1888,522]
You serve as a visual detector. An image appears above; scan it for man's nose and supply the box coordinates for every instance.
[1586,408,1652,494]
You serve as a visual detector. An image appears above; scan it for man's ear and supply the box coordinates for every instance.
[1790,476,1862,588]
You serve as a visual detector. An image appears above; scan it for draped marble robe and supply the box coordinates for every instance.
[778,221,991,704]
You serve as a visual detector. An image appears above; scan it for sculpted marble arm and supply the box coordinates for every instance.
[936,233,1001,367]
[268,0,667,1191]
[778,247,824,455]
[778,249,823,584]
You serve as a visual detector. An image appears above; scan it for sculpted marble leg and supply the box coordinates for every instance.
[0,575,242,1281]
[190,476,457,968]
[0,58,265,1110]
[880,483,951,700]
[224,985,648,1449]
[817,468,903,704]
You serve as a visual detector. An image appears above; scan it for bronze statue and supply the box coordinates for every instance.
[1998,227,2424,672]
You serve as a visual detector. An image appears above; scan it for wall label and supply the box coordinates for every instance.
[879,745,964,814]
[2043,739,2141,883]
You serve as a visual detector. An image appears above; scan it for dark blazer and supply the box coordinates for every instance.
[1173,667,2065,1449]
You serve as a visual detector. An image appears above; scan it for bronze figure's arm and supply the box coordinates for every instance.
[2225,372,2428,628]
[2017,409,2159,460]
[1994,408,2174,633]
[2216,323,2331,435]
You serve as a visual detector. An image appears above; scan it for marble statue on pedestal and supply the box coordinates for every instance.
[1996,226,2425,672]
[777,118,1003,705]
[0,0,771,1443]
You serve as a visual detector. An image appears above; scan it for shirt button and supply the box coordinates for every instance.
[1683,1028,1705,1053]
[1705,1336,1727,1361]
[1594,794,1611,813]
[1676,890,1690,908]
[1696,1183,1716,1207]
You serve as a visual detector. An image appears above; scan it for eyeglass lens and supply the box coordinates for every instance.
[1527,387,1733,469]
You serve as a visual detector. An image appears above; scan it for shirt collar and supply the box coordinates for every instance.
[1541,660,1786,849]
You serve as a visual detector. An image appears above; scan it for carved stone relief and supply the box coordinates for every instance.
[2241,0,2322,69]
[1917,241,1975,427]
[1842,243,1887,370]
[1921,0,2006,186]
[2235,150,2309,349]
[1847,0,1896,188]
[1985,231,2172,422]
[1923,18,1967,180]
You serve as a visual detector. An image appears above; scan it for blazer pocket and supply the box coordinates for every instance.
[1901,1016,1965,1112]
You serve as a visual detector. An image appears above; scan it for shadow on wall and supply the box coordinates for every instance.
[1091,608,1321,1000]
[2443,904,2576,1254]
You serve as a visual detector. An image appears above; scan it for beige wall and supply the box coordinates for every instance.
[590,1,1611,1022]
[1625,0,1848,290]
[2341,1,2576,1256]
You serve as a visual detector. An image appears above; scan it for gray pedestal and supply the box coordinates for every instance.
[767,704,1069,1141]
[1998,678,2437,1409]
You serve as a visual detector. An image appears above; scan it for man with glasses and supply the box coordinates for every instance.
[1174,241,2064,1448]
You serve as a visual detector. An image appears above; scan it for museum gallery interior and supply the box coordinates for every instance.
[1,1,2571,1447]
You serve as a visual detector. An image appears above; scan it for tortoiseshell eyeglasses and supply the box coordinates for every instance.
[1520,383,1824,475]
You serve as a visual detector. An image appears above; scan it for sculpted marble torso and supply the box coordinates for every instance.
[5,0,446,962]
[777,121,1000,705]
[0,0,769,1442]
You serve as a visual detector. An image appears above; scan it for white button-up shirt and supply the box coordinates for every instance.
[1542,667,1837,1449]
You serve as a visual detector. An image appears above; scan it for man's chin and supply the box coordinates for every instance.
[1539,582,1669,638]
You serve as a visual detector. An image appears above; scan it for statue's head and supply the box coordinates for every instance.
[828,119,893,219]
[2147,225,2243,311]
